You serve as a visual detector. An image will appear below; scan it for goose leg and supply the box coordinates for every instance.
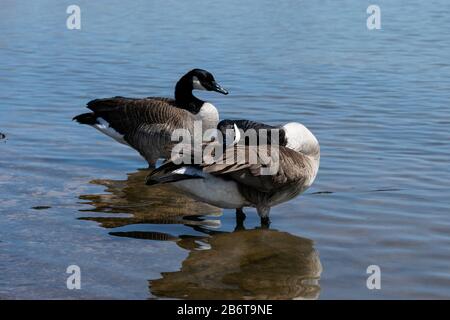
[236,208,246,220]
[257,206,271,228]
[234,208,246,231]
[147,159,158,169]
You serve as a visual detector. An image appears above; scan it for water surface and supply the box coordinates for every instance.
[1,0,450,299]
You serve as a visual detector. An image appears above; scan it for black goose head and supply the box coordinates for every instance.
[175,69,228,99]
[187,69,228,94]
[175,69,228,114]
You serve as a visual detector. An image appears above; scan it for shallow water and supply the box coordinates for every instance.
[1,0,450,299]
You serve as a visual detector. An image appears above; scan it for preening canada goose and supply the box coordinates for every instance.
[73,69,228,166]
[147,121,320,226]
[217,119,288,146]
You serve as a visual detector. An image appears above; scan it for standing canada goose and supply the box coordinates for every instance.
[73,69,228,166]
[146,121,320,226]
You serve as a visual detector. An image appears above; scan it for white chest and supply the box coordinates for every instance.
[196,102,219,129]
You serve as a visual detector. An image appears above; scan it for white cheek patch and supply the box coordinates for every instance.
[192,76,207,90]
[232,123,241,145]
[94,117,128,145]
[224,123,241,146]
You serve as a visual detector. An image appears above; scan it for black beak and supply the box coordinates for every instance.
[211,81,229,95]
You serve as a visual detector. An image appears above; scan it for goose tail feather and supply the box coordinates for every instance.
[146,164,204,186]
[146,173,203,185]
[73,112,99,125]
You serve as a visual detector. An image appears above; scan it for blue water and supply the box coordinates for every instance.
[1,0,449,299]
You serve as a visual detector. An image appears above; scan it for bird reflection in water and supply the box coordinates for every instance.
[78,169,222,237]
[78,170,322,299]
[150,227,322,300]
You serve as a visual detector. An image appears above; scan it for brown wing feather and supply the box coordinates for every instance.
[157,143,310,192]
[201,145,309,192]
[86,96,194,164]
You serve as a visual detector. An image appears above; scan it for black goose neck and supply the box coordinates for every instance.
[174,78,204,114]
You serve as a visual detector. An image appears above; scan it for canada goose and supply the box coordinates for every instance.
[73,69,228,166]
[147,121,320,226]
